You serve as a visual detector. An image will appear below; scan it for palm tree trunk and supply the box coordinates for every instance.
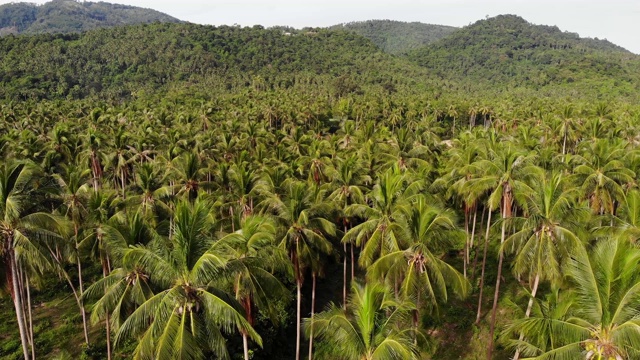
[25,271,35,360]
[472,205,485,279]
[488,197,510,360]
[469,205,478,253]
[350,243,355,280]
[294,244,302,360]
[295,276,302,360]
[10,252,30,360]
[476,208,492,324]
[308,272,317,360]
[513,273,540,360]
[243,333,250,360]
[75,224,90,345]
[343,223,348,309]
[464,205,469,279]
[102,257,112,360]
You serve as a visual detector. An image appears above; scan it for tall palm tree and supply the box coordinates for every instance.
[304,282,419,360]
[503,172,585,359]
[464,143,539,359]
[326,154,370,306]
[260,180,335,360]
[53,164,92,345]
[114,199,261,359]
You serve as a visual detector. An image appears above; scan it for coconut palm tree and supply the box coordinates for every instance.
[114,199,261,359]
[572,139,635,218]
[464,143,539,359]
[506,237,640,359]
[503,172,586,359]
[259,180,335,360]
[368,196,469,332]
[0,161,67,360]
[304,282,419,360]
[344,169,420,268]
[218,215,292,360]
[326,154,370,306]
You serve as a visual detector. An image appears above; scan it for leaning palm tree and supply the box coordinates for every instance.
[506,237,640,359]
[114,199,261,359]
[304,282,419,360]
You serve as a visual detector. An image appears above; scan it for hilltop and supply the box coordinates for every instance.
[329,19,458,55]
[0,0,180,35]
[407,15,640,96]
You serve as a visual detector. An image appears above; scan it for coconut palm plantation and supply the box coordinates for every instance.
[1,2,640,360]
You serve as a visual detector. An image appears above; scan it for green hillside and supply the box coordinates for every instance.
[0,0,180,35]
[329,19,458,55]
[407,15,640,97]
[0,22,443,100]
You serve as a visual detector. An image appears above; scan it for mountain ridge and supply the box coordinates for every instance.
[0,0,180,35]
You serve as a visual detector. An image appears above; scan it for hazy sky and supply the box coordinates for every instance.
[4,0,640,53]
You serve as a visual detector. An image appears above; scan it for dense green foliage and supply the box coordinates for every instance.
[0,0,179,35]
[0,22,436,100]
[408,15,640,97]
[3,10,640,360]
[329,20,458,55]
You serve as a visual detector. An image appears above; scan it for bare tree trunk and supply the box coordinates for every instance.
[295,277,302,360]
[308,272,317,360]
[476,209,492,324]
[464,206,469,279]
[75,224,90,345]
[469,205,478,253]
[343,224,348,309]
[243,333,250,360]
[513,273,540,360]
[102,258,112,360]
[25,271,35,360]
[488,197,510,360]
[350,243,355,280]
[11,253,31,360]
[472,206,486,280]
[294,242,302,360]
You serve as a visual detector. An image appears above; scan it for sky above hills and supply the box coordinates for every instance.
[2,0,639,54]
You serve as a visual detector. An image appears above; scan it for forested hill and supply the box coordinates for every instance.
[1,14,640,101]
[0,22,436,100]
[407,15,640,95]
[0,0,180,35]
[329,20,458,55]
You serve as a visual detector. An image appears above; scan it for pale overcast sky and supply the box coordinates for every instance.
[3,0,639,53]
